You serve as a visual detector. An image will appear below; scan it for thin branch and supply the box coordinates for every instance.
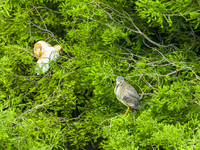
[5,46,35,58]
[150,143,155,150]
[33,6,47,30]
[155,68,187,77]
[88,1,176,49]
[68,111,86,121]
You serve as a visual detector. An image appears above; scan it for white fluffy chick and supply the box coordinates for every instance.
[35,45,63,75]
[34,41,52,59]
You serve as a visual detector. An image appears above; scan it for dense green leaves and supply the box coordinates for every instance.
[0,0,200,149]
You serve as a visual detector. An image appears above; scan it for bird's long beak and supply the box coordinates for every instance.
[115,82,120,89]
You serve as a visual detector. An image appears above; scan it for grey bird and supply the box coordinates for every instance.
[114,76,141,119]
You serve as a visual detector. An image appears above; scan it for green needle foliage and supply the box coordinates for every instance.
[1,0,200,149]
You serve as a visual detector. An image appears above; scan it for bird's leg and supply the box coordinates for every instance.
[125,107,130,115]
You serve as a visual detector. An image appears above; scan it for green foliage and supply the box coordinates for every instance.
[0,0,200,149]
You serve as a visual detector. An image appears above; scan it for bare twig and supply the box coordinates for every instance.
[87,1,176,49]
[5,46,35,58]
[150,143,155,150]
[68,111,86,121]
[99,113,130,130]
[155,68,187,77]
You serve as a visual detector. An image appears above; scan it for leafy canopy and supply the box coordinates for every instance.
[0,0,200,149]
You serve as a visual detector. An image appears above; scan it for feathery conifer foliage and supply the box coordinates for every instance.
[1,0,200,149]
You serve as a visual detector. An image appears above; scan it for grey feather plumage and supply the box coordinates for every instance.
[114,76,141,110]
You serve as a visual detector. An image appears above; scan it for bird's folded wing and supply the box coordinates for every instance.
[122,93,141,109]
[125,84,138,94]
